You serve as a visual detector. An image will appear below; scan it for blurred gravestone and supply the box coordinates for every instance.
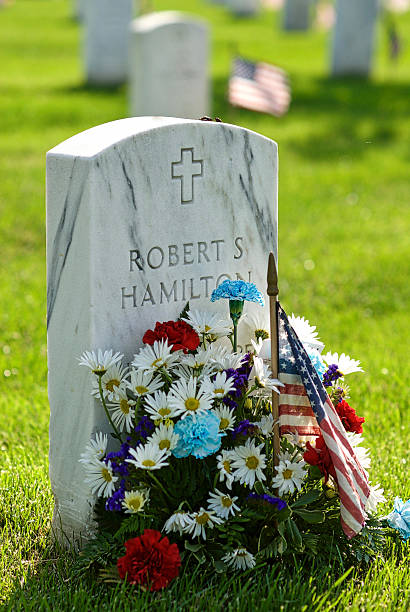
[331,0,379,76]
[227,0,261,15]
[74,0,86,22]
[46,117,278,542]
[283,0,311,30]
[129,12,209,119]
[84,0,135,85]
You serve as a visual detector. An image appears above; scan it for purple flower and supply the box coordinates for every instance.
[104,442,131,476]
[223,354,252,409]
[134,415,154,440]
[105,480,126,512]
[232,419,256,440]
[247,493,287,511]
[323,363,343,387]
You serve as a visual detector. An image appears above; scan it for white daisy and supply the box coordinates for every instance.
[122,488,150,514]
[231,439,267,489]
[168,376,214,420]
[91,362,128,400]
[163,511,192,535]
[126,442,169,471]
[107,386,136,433]
[131,340,179,373]
[248,357,284,396]
[185,507,223,540]
[288,314,323,351]
[203,371,236,399]
[181,309,233,339]
[278,448,303,463]
[79,432,108,464]
[147,423,179,452]
[271,459,307,496]
[346,432,371,471]
[84,459,118,498]
[210,347,246,371]
[365,482,386,514]
[255,413,276,436]
[242,311,270,341]
[222,548,256,571]
[143,390,179,422]
[216,450,236,490]
[78,349,123,375]
[127,370,164,398]
[323,352,364,375]
[214,405,236,433]
[207,489,240,519]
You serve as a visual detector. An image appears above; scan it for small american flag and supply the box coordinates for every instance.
[278,303,370,538]
[228,57,291,117]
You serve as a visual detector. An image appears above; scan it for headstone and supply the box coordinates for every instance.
[84,0,134,86]
[283,0,311,30]
[129,12,209,119]
[226,0,261,16]
[47,117,278,543]
[331,0,379,76]
[74,0,86,22]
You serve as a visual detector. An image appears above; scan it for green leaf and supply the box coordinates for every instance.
[293,509,326,524]
[308,465,323,480]
[178,302,190,320]
[213,559,227,573]
[291,489,322,508]
[285,518,303,551]
[184,541,203,553]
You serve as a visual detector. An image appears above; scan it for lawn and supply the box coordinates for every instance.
[0,0,409,609]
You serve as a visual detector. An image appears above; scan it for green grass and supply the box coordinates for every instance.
[0,0,409,609]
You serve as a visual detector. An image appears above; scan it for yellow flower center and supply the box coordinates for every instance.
[135,385,149,395]
[237,549,247,557]
[214,388,225,396]
[245,455,259,470]
[255,329,269,341]
[142,459,156,467]
[283,469,293,480]
[128,496,143,511]
[158,407,171,417]
[223,460,231,473]
[159,439,170,450]
[101,468,112,483]
[221,496,232,508]
[105,378,120,392]
[151,358,164,368]
[196,512,209,525]
[204,325,211,332]
[220,418,230,430]
[120,399,130,414]
[185,397,200,412]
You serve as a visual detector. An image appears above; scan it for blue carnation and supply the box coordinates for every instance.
[172,412,222,459]
[306,348,327,378]
[386,497,410,540]
[210,280,264,307]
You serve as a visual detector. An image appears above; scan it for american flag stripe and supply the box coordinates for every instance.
[278,303,370,538]
[228,57,291,117]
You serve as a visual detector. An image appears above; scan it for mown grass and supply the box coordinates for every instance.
[0,0,409,609]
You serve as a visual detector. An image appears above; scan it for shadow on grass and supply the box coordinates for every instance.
[212,74,410,161]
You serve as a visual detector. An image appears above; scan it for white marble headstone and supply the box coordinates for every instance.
[226,0,261,16]
[84,0,135,85]
[331,0,379,77]
[46,117,278,543]
[283,0,311,30]
[129,12,209,120]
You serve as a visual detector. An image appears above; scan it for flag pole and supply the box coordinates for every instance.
[267,252,280,467]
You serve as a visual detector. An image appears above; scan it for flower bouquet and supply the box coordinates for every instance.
[76,280,406,591]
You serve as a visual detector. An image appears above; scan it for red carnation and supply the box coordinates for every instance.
[335,399,365,434]
[117,529,181,591]
[143,320,200,353]
[303,435,336,482]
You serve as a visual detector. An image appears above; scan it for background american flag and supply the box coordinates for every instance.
[278,303,370,538]
[228,57,291,117]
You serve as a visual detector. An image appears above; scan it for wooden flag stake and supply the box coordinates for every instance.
[267,252,280,467]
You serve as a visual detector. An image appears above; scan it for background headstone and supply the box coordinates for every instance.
[73,0,86,22]
[47,117,278,543]
[84,0,135,85]
[226,0,261,16]
[129,12,209,119]
[331,0,379,76]
[283,0,311,30]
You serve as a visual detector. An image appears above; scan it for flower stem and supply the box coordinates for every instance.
[148,470,170,500]
[233,322,238,353]
[98,376,122,441]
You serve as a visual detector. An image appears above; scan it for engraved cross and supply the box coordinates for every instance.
[171,147,203,204]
